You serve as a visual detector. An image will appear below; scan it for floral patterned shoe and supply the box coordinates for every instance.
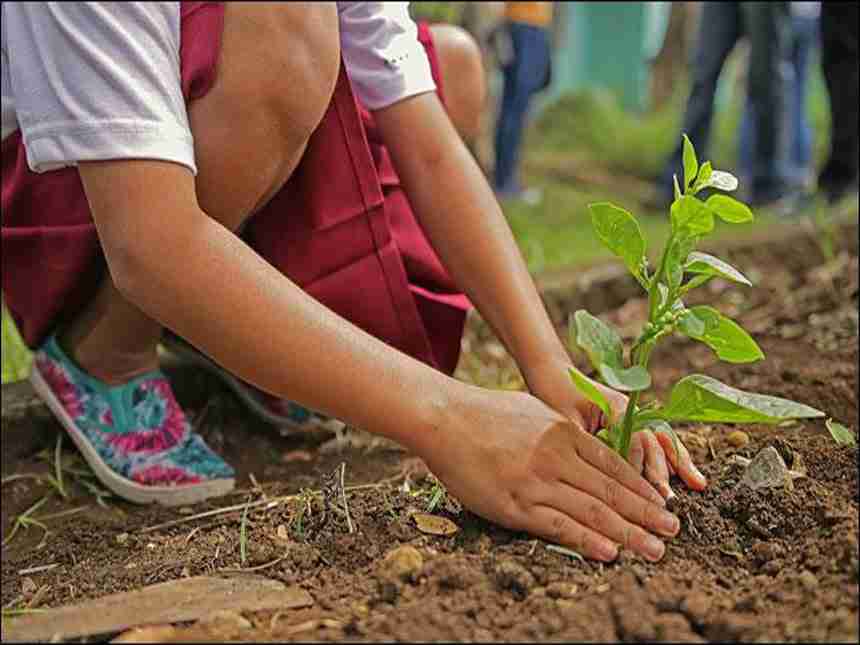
[29,334,235,506]
[161,332,345,437]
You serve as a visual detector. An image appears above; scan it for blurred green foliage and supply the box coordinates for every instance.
[410,2,465,24]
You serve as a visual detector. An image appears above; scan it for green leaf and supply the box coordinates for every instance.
[693,161,712,193]
[685,251,752,286]
[681,306,764,363]
[673,175,682,201]
[664,233,698,292]
[598,363,651,392]
[682,134,698,191]
[568,365,610,420]
[648,374,825,424]
[677,309,705,336]
[825,419,856,446]
[572,310,623,372]
[589,202,647,281]
[704,194,754,223]
[671,196,714,236]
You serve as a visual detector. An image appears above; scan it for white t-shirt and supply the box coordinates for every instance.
[0,2,435,175]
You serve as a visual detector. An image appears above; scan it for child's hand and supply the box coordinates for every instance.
[627,429,708,499]
[522,357,707,499]
[416,385,680,563]
[523,357,628,432]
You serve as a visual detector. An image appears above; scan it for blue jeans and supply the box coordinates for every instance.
[657,2,792,201]
[494,21,551,194]
[738,14,820,187]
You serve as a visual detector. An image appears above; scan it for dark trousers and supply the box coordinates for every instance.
[818,1,859,191]
[493,21,551,193]
[658,2,792,200]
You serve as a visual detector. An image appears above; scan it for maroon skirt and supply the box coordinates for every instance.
[1,3,470,376]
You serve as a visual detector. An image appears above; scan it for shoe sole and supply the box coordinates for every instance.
[161,334,344,436]
[30,366,235,507]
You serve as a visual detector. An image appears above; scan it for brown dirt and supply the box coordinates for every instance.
[2,220,858,643]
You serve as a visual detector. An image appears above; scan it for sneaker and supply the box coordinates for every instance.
[160,332,345,437]
[30,334,235,506]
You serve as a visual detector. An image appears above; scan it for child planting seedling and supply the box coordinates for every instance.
[569,135,825,461]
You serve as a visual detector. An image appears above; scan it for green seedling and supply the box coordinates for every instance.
[569,135,825,460]
[825,419,856,446]
[3,496,50,547]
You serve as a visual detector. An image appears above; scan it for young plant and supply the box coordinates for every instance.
[569,135,825,460]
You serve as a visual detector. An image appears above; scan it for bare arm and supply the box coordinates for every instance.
[78,158,678,562]
[78,159,451,452]
[373,92,706,495]
[373,93,592,419]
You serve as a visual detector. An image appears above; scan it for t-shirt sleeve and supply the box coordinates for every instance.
[3,2,195,174]
[338,2,436,111]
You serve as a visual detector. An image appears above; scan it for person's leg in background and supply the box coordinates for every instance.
[654,2,741,206]
[817,1,859,204]
[493,21,551,199]
[737,7,820,191]
[741,1,794,207]
[789,9,820,189]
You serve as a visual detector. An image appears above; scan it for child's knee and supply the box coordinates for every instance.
[189,4,341,228]
[430,24,486,144]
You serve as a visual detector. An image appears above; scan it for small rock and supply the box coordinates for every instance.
[199,609,252,631]
[546,581,578,599]
[740,446,790,490]
[494,559,535,599]
[798,570,819,591]
[412,513,458,536]
[115,533,129,545]
[275,524,289,542]
[111,625,177,643]
[727,431,750,448]
[761,560,782,576]
[381,545,424,582]
[751,541,784,563]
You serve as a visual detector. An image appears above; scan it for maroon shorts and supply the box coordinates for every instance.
[1,5,470,374]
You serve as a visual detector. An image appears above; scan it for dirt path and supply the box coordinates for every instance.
[2,220,857,642]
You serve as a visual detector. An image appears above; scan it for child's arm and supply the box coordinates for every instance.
[79,158,678,562]
[372,92,707,494]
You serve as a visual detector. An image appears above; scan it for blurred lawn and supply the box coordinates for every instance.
[0,63,841,383]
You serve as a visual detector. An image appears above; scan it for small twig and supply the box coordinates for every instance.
[339,463,355,534]
[17,564,58,576]
[546,543,585,562]
[184,526,203,546]
[53,434,68,500]
[239,499,250,566]
[1,474,45,487]
[219,554,288,574]
[32,506,89,523]
[527,540,538,557]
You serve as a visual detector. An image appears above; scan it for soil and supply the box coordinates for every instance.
[2,220,858,643]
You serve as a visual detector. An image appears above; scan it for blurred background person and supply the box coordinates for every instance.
[817,0,858,205]
[491,2,553,203]
[651,2,794,211]
[737,2,820,199]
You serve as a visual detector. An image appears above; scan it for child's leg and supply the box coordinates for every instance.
[63,4,339,385]
[26,4,342,503]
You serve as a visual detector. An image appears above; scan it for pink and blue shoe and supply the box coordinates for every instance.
[29,334,235,506]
